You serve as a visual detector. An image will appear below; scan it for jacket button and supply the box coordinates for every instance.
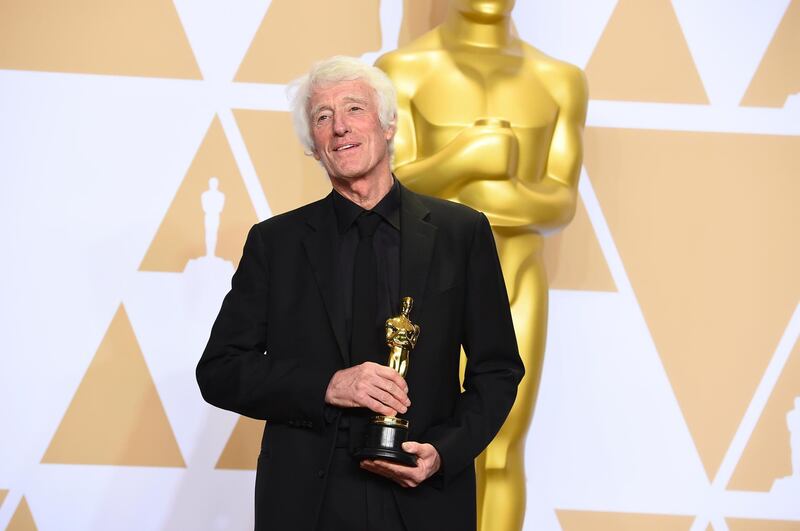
[317,469,325,479]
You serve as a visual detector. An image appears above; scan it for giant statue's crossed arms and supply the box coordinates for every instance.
[377,1,587,529]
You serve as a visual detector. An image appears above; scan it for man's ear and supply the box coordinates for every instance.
[384,119,397,142]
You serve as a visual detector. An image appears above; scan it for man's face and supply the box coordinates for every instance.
[308,79,394,184]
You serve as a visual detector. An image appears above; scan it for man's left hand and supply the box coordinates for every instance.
[360,441,441,488]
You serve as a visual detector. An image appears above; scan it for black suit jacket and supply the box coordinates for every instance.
[197,184,524,531]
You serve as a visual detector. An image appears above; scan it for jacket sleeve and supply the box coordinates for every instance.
[196,224,335,428]
[421,212,525,485]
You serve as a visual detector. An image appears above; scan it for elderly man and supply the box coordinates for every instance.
[196,56,523,531]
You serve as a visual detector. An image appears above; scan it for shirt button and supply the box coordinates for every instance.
[317,469,325,479]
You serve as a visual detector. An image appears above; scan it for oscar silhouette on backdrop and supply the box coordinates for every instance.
[185,177,233,278]
[377,1,587,529]
[202,177,225,258]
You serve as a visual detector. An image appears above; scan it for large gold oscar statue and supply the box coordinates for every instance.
[377,1,587,529]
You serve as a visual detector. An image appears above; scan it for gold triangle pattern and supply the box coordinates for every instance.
[235,0,381,84]
[556,509,694,530]
[727,518,800,531]
[216,416,265,470]
[584,127,800,480]
[41,305,185,467]
[139,116,259,272]
[0,0,200,79]
[544,195,616,292]
[585,0,708,103]
[741,0,800,108]
[6,497,37,531]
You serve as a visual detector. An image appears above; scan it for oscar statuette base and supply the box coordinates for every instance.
[357,415,417,467]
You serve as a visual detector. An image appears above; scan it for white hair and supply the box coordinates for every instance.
[288,56,397,157]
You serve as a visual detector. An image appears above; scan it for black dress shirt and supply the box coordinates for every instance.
[331,178,401,355]
[329,178,401,438]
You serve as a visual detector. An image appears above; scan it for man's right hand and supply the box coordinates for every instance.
[324,362,411,416]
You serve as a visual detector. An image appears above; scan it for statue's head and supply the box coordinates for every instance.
[208,177,219,190]
[401,297,413,316]
[453,0,516,21]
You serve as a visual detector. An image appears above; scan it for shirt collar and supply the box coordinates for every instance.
[332,177,401,234]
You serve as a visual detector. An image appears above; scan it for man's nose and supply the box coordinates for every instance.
[332,113,350,136]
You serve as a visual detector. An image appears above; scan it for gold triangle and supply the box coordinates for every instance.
[0,0,200,79]
[139,116,259,272]
[6,497,37,531]
[727,518,800,531]
[0,490,7,509]
[585,0,708,103]
[216,416,265,470]
[585,127,800,480]
[544,195,616,292]
[233,110,331,216]
[741,0,800,107]
[556,510,694,530]
[235,0,381,84]
[42,305,185,467]
[398,0,449,46]
[728,337,800,491]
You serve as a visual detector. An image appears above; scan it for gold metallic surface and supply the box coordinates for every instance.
[372,415,411,428]
[368,297,420,436]
[385,296,421,379]
[377,1,587,528]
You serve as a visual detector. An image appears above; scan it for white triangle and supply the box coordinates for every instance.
[173,0,273,82]
[513,0,617,69]
[671,0,792,106]
[124,270,240,468]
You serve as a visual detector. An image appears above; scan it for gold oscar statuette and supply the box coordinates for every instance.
[357,296,421,466]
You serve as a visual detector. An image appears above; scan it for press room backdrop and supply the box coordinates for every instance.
[1,0,799,529]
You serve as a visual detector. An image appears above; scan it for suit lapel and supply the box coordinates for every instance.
[399,185,437,318]
[302,195,350,365]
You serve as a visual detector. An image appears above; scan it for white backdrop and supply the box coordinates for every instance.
[1,1,799,530]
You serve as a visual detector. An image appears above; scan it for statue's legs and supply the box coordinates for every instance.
[476,255,548,531]
[205,218,219,258]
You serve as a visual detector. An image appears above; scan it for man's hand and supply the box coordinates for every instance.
[324,362,410,416]
[360,442,441,487]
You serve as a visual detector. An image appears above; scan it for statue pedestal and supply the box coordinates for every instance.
[184,255,234,277]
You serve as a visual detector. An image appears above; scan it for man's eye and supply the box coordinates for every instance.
[316,114,330,123]
[349,106,363,112]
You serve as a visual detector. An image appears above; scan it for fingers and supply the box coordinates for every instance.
[371,374,410,411]
[401,441,423,455]
[374,364,410,395]
[360,363,409,415]
[360,442,441,488]
[324,362,410,415]
[360,459,424,488]
[363,395,397,417]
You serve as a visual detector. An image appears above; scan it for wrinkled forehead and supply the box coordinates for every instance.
[308,78,376,111]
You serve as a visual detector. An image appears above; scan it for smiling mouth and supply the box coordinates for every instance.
[333,143,360,152]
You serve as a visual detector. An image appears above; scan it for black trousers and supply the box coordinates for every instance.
[317,447,408,531]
